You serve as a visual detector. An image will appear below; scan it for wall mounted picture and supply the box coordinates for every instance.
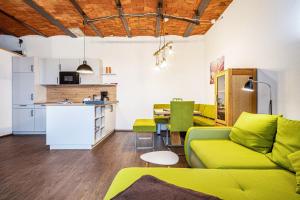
[210,56,225,84]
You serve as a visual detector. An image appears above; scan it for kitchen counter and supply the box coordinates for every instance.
[45,102,117,149]
[35,101,118,106]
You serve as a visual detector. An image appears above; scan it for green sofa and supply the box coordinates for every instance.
[105,114,300,200]
[184,127,279,169]
[104,168,298,200]
[193,104,216,126]
[153,103,216,126]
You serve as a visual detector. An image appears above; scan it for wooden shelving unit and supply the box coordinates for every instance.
[215,68,257,126]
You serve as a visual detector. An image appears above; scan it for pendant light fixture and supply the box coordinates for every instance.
[77,21,93,74]
[153,16,174,70]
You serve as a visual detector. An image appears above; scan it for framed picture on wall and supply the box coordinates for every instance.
[210,56,224,84]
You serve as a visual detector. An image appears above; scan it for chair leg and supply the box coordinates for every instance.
[152,133,155,150]
[166,129,169,146]
[135,132,137,150]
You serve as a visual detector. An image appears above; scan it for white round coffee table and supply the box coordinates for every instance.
[140,151,179,167]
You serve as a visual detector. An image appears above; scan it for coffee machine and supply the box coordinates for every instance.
[101,91,109,102]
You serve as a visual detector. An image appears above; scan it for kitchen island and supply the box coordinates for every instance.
[46,102,117,149]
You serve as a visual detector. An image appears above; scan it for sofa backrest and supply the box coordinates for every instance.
[197,104,216,119]
[153,104,170,110]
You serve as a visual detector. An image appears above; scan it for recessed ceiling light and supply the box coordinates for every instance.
[68,28,84,37]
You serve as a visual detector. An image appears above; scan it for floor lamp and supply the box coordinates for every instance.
[243,77,272,115]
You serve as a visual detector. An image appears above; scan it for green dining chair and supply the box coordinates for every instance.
[165,101,194,146]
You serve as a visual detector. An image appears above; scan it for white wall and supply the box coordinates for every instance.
[0,36,206,129]
[0,49,15,136]
[278,68,300,120]
[204,0,300,118]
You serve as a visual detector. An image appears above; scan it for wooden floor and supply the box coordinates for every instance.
[0,132,188,200]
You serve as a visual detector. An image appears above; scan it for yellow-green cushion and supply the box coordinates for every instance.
[202,104,216,119]
[153,104,170,109]
[190,140,278,169]
[288,151,300,193]
[267,117,300,172]
[104,168,299,200]
[193,116,215,126]
[229,112,280,154]
[133,119,156,132]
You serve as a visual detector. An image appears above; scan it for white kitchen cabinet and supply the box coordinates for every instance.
[34,107,46,131]
[39,58,60,85]
[13,108,35,132]
[12,57,34,73]
[12,73,34,105]
[59,58,80,72]
[79,59,103,85]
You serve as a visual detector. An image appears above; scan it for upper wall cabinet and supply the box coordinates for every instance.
[38,58,103,85]
[13,57,34,73]
[39,58,60,85]
[79,59,103,85]
[59,58,80,72]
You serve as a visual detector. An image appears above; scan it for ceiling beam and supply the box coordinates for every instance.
[115,0,131,37]
[69,0,104,37]
[183,0,211,37]
[0,9,46,37]
[155,0,163,37]
[23,0,76,38]
[0,27,18,37]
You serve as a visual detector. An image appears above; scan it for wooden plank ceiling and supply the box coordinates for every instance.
[0,0,232,37]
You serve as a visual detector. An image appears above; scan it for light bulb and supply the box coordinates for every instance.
[160,60,167,69]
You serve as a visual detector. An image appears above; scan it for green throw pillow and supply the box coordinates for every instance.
[288,151,300,193]
[229,112,279,154]
[267,117,300,172]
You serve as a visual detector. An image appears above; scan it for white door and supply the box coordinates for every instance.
[39,58,60,85]
[13,108,35,132]
[59,58,80,72]
[34,108,46,131]
[79,59,102,85]
[13,73,34,105]
[12,57,34,73]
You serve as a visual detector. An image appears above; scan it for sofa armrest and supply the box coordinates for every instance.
[184,127,232,166]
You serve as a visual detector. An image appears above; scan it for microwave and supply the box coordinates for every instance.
[59,71,80,84]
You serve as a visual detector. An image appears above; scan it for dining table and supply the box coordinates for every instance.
[153,108,201,116]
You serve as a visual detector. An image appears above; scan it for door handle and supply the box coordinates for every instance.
[30,110,34,117]
[31,93,34,101]
[57,77,59,84]
[19,104,27,107]
[30,65,34,72]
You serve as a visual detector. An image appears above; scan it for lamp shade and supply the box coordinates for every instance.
[76,60,93,74]
[243,78,254,92]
